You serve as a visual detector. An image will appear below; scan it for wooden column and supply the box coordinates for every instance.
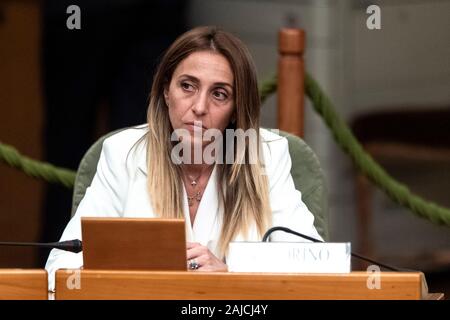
[277,28,305,138]
[0,0,44,268]
[355,173,374,268]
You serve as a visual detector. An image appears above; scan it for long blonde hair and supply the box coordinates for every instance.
[146,26,271,257]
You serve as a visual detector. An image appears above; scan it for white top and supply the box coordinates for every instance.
[45,125,323,291]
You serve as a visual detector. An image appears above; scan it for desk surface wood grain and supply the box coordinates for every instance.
[55,270,441,300]
[0,269,47,300]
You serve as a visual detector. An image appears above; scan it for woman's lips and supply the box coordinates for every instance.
[184,122,206,131]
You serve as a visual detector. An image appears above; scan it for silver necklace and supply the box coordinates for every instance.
[187,171,202,187]
[183,167,206,207]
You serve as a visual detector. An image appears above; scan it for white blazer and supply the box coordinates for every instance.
[45,125,322,291]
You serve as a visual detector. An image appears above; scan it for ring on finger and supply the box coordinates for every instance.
[188,259,200,270]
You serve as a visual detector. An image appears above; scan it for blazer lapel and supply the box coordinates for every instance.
[136,143,148,176]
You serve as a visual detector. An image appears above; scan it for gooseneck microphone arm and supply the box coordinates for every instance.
[262,226,402,272]
[0,239,82,253]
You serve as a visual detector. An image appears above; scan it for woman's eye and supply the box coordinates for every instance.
[181,82,194,91]
[213,90,228,101]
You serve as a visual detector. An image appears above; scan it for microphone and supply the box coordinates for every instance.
[0,239,82,253]
[262,226,403,272]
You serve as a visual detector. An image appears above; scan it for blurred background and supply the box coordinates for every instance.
[0,0,449,295]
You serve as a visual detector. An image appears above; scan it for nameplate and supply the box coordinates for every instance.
[227,242,351,273]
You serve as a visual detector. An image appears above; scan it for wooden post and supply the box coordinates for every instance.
[277,28,305,138]
[0,0,44,268]
[355,173,374,268]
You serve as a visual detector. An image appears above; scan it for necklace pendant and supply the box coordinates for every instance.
[190,180,197,187]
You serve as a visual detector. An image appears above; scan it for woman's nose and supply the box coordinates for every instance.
[192,92,208,115]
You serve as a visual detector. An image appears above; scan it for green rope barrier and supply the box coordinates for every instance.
[259,74,277,103]
[0,73,449,226]
[0,142,76,188]
[260,73,450,226]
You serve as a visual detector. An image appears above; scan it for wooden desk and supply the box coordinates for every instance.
[0,269,47,300]
[55,270,442,300]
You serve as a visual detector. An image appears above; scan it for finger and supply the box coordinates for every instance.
[187,254,208,271]
[189,250,219,269]
[196,256,228,272]
[186,242,202,249]
[186,245,208,260]
[188,254,208,271]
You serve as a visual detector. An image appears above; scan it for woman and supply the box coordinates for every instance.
[45,26,323,291]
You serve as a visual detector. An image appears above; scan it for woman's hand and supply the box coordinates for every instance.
[186,242,228,272]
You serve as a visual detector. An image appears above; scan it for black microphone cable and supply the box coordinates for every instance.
[262,226,414,272]
[0,239,82,253]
